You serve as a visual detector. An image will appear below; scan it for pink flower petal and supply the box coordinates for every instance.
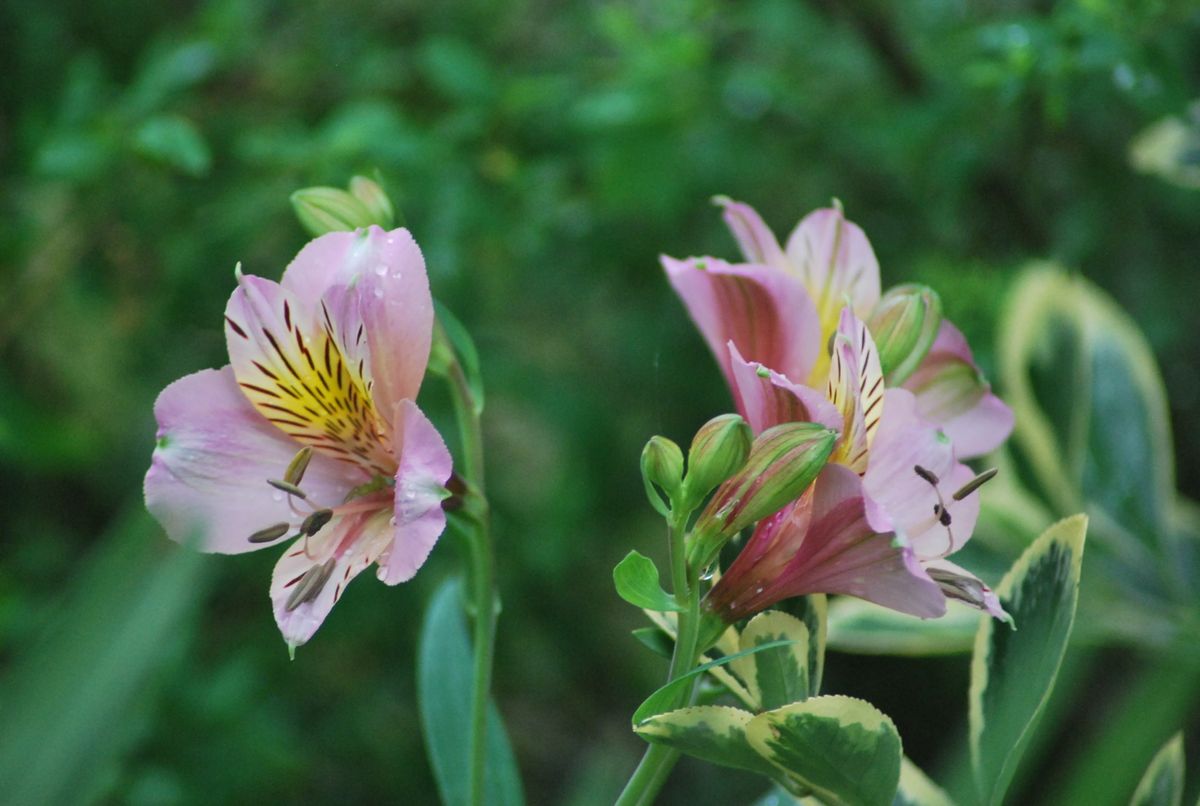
[904,320,1013,459]
[270,513,393,647]
[376,400,453,585]
[862,389,980,559]
[144,367,368,554]
[663,255,820,389]
[715,197,789,270]
[279,226,434,414]
[783,207,881,320]
[728,343,841,434]
[708,465,945,620]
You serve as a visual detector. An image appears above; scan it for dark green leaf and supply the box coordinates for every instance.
[1129,733,1184,806]
[417,578,524,806]
[631,627,674,659]
[132,115,211,176]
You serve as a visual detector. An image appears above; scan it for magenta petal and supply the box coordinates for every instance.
[783,207,881,317]
[716,197,788,270]
[144,367,367,554]
[904,320,1013,459]
[728,343,841,434]
[270,515,392,647]
[377,400,453,585]
[862,389,980,558]
[663,255,820,389]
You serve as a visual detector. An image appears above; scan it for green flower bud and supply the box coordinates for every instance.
[868,283,942,386]
[688,422,838,569]
[641,436,685,516]
[681,414,752,508]
[290,187,377,236]
[348,175,395,228]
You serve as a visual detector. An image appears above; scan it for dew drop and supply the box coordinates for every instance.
[374,264,387,276]
[373,287,384,298]
[272,491,284,502]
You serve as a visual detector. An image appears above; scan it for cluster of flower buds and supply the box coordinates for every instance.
[291,175,396,236]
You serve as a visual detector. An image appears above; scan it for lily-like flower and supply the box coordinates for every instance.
[145,226,452,650]
[704,312,1006,622]
[665,198,1011,459]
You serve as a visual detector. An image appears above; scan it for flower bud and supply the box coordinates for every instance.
[290,187,376,236]
[640,436,685,516]
[688,422,837,569]
[868,284,942,386]
[681,414,752,509]
[348,175,395,228]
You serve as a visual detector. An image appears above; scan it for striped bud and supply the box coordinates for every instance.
[868,284,942,385]
[681,414,752,510]
[348,176,395,228]
[290,187,376,237]
[640,436,685,516]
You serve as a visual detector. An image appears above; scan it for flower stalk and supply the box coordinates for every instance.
[439,321,497,806]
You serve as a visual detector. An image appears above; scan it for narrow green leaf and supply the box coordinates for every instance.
[632,639,799,725]
[433,301,485,415]
[827,598,980,657]
[613,550,681,612]
[746,696,902,806]
[970,514,1088,806]
[1129,733,1185,806]
[417,578,525,806]
[635,705,778,777]
[730,611,809,710]
[0,509,208,805]
[631,627,674,659]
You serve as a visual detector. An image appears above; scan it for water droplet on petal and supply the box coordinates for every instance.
[374,264,387,276]
[373,287,384,298]
[272,491,284,502]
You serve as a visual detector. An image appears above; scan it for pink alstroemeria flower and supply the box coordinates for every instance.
[145,226,452,649]
[704,311,1006,622]
[665,198,1011,460]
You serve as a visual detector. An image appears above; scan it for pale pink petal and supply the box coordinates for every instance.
[224,272,395,474]
[708,465,945,620]
[923,558,1010,622]
[663,255,820,388]
[279,226,434,413]
[715,197,788,270]
[144,367,368,554]
[270,513,393,647]
[783,207,881,319]
[727,343,841,434]
[377,400,453,585]
[904,320,1013,459]
[862,389,980,559]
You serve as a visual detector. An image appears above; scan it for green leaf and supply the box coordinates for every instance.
[894,757,953,806]
[632,639,800,725]
[0,509,208,805]
[970,514,1087,806]
[999,267,1173,554]
[827,598,980,657]
[774,594,828,696]
[1129,733,1185,806]
[730,611,810,710]
[417,578,525,806]
[631,627,674,659]
[132,114,212,176]
[634,705,778,777]
[745,696,902,806]
[613,550,681,612]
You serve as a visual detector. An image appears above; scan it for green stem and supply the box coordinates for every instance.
[445,356,496,806]
[616,511,703,806]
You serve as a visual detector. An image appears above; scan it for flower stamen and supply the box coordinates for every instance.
[248,522,290,543]
[284,446,314,486]
[267,478,308,499]
[952,467,998,501]
[285,559,337,611]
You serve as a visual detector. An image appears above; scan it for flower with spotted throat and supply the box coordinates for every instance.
[145,226,452,651]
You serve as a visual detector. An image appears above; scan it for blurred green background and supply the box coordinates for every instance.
[2,0,1199,803]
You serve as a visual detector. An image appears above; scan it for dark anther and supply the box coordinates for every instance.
[285,559,337,611]
[933,503,952,527]
[300,509,333,536]
[952,467,998,501]
[268,478,308,498]
[248,523,290,543]
[914,465,939,486]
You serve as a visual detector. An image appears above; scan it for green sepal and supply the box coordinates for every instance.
[970,514,1087,806]
[745,696,902,806]
[613,550,681,612]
